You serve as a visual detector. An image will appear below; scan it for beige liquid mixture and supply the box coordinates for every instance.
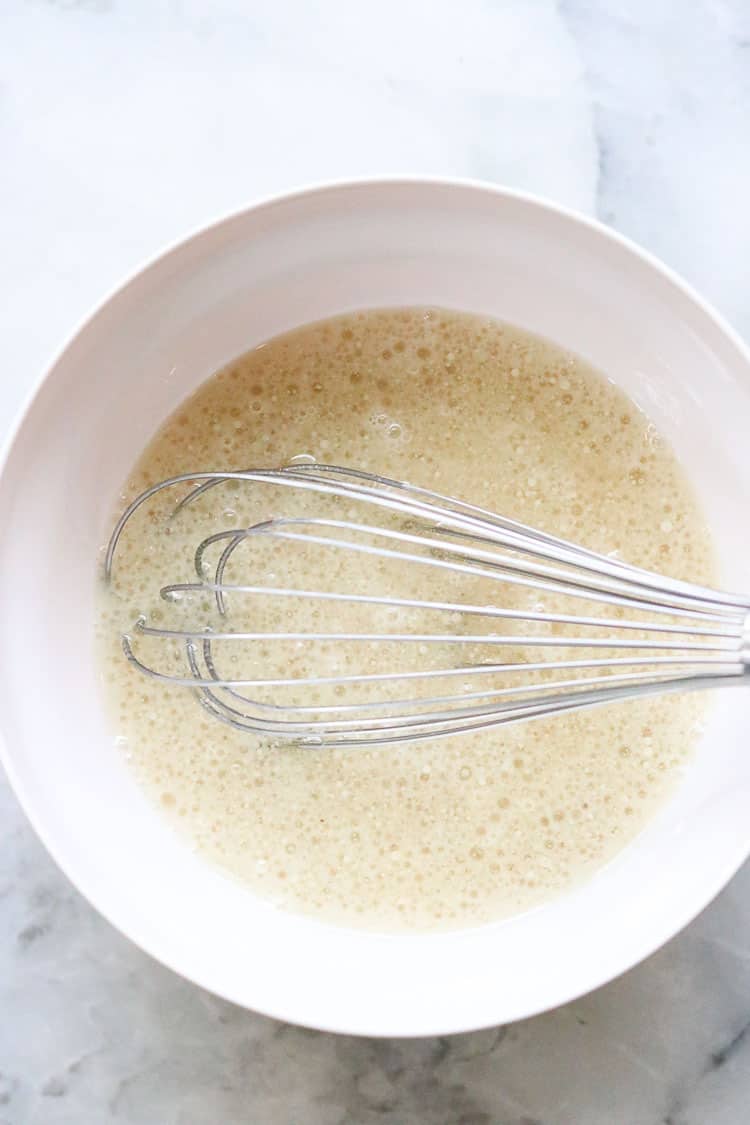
[99,308,714,931]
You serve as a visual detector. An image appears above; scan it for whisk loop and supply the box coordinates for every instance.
[105,464,750,746]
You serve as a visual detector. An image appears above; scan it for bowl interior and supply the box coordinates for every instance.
[1,181,750,1036]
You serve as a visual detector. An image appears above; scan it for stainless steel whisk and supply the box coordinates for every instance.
[104,463,750,747]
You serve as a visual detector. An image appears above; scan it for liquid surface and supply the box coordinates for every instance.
[99,309,714,931]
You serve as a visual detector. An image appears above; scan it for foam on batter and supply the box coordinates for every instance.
[98,309,714,931]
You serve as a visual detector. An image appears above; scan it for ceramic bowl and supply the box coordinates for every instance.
[1,179,750,1036]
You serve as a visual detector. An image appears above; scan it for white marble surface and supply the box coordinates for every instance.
[2,1,750,1121]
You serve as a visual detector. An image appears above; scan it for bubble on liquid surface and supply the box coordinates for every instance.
[99,307,715,933]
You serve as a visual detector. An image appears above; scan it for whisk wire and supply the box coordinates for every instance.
[106,464,750,746]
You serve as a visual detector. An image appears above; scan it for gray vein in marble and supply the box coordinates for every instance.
[560,0,750,339]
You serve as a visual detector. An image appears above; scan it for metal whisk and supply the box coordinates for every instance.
[104,463,750,747]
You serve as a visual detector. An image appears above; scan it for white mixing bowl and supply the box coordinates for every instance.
[1,179,750,1037]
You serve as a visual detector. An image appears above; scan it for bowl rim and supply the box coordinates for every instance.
[2,175,750,1036]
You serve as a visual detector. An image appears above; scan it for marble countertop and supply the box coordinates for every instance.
[2,2,750,1121]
